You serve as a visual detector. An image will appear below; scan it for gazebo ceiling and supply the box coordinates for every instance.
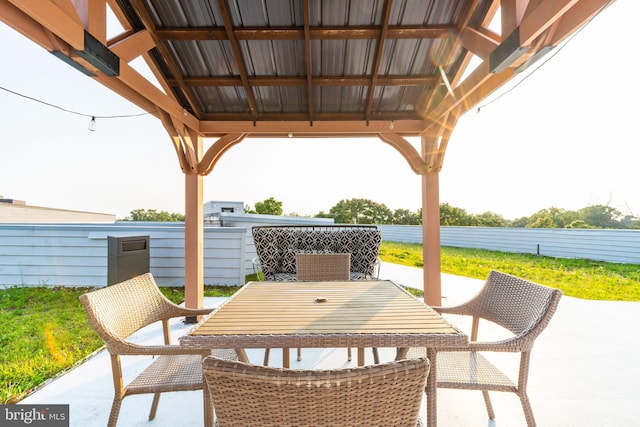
[0,0,613,140]
[116,0,479,124]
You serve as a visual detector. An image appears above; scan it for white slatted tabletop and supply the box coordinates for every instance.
[180,280,466,350]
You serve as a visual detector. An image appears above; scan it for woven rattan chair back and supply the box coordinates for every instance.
[296,252,350,281]
[80,273,185,349]
[203,357,429,427]
[80,273,235,427]
[409,270,562,427]
[268,252,376,366]
[461,270,562,347]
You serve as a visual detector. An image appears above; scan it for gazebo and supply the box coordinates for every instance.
[0,0,614,310]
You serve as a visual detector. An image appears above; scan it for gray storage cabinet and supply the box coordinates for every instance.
[107,235,150,285]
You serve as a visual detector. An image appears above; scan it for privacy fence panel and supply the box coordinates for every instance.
[0,223,246,287]
[377,225,640,264]
[1,222,638,288]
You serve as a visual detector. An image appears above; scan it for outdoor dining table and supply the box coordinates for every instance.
[179,280,468,427]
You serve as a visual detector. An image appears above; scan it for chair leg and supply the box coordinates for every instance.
[149,392,161,420]
[263,348,271,366]
[107,398,122,427]
[349,348,378,364]
[482,390,496,420]
[519,392,536,427]
[297,347,302,361]
[203,379,214,427]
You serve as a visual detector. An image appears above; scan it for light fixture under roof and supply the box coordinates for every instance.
[490,29,530,74]
[51,31,120,77]
[515,45,555,73]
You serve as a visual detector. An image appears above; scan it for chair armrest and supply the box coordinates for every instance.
[116,342,210,356]
[160,300,215,319]
[251,256,264,280]
[431,302,474,316]
[176,306,214,317]
[372,257,382,279]
[436,333,528,353]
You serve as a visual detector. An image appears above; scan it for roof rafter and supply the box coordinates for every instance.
[420,0,480,118]
[130,0,203,118]
[303,0,314,125]
[154,25,458,41]
[364,0,393,120]
[216,0,258,123]
[169,75,438,87]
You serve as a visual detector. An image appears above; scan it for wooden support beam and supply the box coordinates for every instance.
[377,133,429,175]
[421,169,441,306]
[8,0,85,49]
[199,133,247,175]
[73,0,107,42]
[131,0,203,117]
[108,29,155,63]
[159,112,190,174]
[184,171,204,315]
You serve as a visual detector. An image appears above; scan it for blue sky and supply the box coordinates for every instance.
[1,1,637,220]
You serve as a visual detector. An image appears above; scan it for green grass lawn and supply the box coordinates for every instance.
[0,285,239,404]
[379,243,640,301]
[1,243,638,404]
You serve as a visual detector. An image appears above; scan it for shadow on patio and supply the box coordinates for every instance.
[20,263,640,427]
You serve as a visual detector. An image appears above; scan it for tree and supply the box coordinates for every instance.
[254,197,283,215]
[327,198,393,224]
[392,208,421,225]
[472,211,509,227]
[125,208,184,221]
[522,207,574,228]
[510,216,529,227]
[439,203,471,226]
[567,219,590,228]
[578,205,623,229]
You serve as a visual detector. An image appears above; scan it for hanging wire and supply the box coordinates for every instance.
[476,0,614,113]
[0,84,152,119]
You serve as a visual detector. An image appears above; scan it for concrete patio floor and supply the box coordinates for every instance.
[20,262,640,426]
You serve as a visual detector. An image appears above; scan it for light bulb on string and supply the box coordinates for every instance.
[88,116,96,131]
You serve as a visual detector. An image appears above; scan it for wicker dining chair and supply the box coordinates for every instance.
[408,270,562,427]
[295,252,351,282]
[263,253,379,366]
[79,273,237,427]
[203,356,430,427]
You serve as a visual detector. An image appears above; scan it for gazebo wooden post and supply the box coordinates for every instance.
[421,170,442,306]
[184,143,204,322]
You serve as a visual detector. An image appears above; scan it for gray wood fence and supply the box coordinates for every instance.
[1,220,637,287]
[377,225,640,264]
[0,223,245,287]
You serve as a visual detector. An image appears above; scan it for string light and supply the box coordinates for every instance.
[0,84,153,131]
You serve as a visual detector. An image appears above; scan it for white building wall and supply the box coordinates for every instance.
[0,201,116,223]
